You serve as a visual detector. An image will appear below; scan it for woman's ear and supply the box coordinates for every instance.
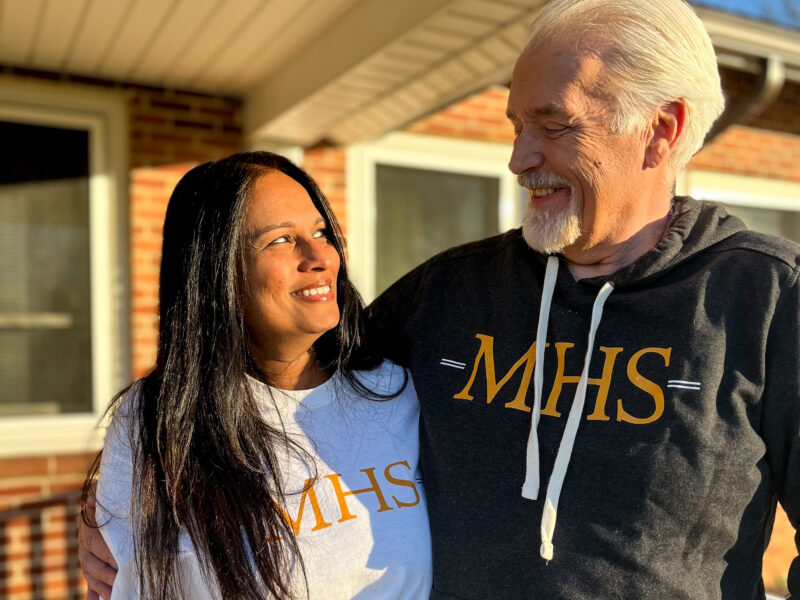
[644,100,686,169]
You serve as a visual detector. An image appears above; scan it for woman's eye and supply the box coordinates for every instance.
[312,228,328,240]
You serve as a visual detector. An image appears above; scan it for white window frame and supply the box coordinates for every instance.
[0,78,129,457]
[683,170,800,212]
[346,132,517,303]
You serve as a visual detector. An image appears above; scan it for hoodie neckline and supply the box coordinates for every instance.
[525,197,747,289]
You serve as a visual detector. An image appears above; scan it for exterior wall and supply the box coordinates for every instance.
[303,148,348,231]
[0,75,245,599]
[129,164,194,380]
[1,62,798,597]
[692,125,800,182]
[128,89,244,378]
[0,454,93,599]
[406,85,515,144]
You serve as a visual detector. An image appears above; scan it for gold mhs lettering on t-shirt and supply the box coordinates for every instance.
[281,459,422,535]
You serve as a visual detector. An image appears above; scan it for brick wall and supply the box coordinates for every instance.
[130,164,194,378]
[407,85,515,144]
[129,89,242,168]
[303,147,348,232]
[128,87,245,377]
[1,64,798,597]
[692,125,800,182]
[0,76,245,599]
[0,453,94,599]
[406,73,800,184]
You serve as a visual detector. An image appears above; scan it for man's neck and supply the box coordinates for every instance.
[563,201,673,280]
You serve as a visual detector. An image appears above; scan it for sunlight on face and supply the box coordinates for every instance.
[508,38,649,255]
[242,171,341,361]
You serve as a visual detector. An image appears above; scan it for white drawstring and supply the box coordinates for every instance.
[521,256,614,562]
[522,256,559,501]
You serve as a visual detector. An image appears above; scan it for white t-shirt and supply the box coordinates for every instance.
[97,361,432,599]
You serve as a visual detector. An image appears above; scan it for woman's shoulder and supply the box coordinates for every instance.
[351,359,415,399]
[103,381,146,457]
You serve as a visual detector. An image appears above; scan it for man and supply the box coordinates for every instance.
[367,0,799,597]
[81,0,798,598]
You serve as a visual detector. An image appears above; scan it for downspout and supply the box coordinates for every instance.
[705,54,786,143]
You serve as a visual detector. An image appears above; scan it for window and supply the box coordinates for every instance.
[347,133,518,302]
[683,170,800,243]
[0,81,128,455]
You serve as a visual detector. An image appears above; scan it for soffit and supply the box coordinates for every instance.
[1,0,797,148]
[245,0,544,146]
[0,0,362,95]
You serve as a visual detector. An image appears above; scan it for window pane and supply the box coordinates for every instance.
[375,164,500,295]
[722,203,800,245]
[0,122,92,416]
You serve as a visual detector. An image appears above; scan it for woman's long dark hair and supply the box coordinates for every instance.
[84,152,388,599]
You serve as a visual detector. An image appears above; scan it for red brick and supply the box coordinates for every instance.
[173,118,214,131]
[148,99,191,112]
[0,457,49,479]
[53,454,95,476]
[199,105,237,118]
[131,113,166,125]
[0,486,44,509]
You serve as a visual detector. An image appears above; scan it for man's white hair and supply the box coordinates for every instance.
[525,0,725,175]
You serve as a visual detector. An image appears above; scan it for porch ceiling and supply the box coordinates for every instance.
[1,0,798,148]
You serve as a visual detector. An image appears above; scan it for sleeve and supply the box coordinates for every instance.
[95,392,139,600]
[365,261,431,367]
[95,392,217,600]
[762,267,800,597]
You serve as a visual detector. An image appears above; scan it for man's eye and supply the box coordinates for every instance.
[544,125,568,135]
[269,235,291,246]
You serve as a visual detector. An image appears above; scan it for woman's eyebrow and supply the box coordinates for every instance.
[248,217,325,243]
[248,221,294,243]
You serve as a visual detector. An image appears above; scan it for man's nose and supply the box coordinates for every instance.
[508,129,545,175]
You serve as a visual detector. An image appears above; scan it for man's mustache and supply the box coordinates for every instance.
[517,172,572,190]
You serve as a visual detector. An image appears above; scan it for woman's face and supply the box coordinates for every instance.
[242,171,341,361]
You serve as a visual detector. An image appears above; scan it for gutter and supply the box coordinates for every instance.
[693,6,799,142]
[705,54,786,143]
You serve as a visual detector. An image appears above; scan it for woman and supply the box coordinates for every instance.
[81,152,432,599]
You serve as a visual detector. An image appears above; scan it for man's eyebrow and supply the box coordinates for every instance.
[507,103,571,120]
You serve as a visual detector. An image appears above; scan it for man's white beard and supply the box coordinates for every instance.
[521,188,582,255]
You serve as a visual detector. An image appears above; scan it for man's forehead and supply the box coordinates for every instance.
[507,41,609,118]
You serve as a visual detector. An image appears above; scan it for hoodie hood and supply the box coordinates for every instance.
[578,196,748,288]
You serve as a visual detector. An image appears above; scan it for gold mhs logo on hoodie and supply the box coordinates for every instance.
[442,333,699,425]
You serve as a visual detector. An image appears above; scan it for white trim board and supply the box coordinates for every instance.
[686,170,800,211]
[0,79,129,457]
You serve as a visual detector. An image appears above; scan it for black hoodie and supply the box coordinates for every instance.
[367,197,800,599]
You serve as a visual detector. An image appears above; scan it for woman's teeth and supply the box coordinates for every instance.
[292,285,331,297]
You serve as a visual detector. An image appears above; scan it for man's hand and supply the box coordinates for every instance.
[78,488,118,600]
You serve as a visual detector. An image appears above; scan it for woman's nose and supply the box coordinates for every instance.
[298,239,334,271]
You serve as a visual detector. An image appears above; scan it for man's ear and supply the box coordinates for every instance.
[644,100,686,168]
